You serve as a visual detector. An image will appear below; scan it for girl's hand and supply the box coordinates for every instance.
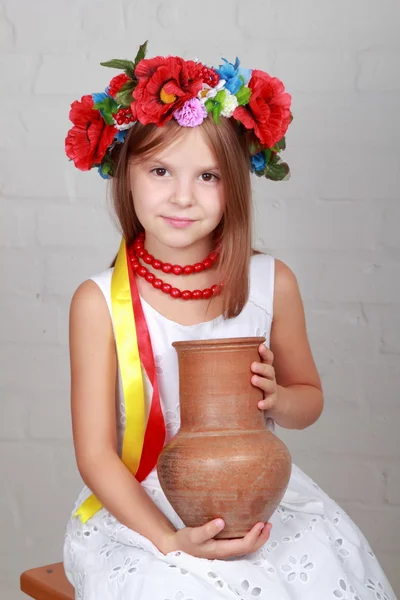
[160,519,272,559]
[251,344,280,412]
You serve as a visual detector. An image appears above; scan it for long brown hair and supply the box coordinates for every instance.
[108,116,259,319]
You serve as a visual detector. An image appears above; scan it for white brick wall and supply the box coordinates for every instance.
[1,0,399,596]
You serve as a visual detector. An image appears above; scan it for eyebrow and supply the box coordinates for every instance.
[147,157,220,172]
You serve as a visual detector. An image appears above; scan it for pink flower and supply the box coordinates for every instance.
[173,98,208,127]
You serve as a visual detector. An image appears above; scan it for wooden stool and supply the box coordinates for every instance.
[20,562,74,600]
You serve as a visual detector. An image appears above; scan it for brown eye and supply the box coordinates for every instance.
[201,173,217,182]
[154,168,167,177]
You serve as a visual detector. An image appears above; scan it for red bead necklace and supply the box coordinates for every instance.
[128,232,223,300]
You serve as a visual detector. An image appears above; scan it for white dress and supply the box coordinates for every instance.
[63,253,396,600]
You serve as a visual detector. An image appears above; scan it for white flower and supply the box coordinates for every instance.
[198,79,226,104]
[113,119,136,132]
[221,91,239,118]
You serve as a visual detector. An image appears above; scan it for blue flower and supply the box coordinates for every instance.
[215,57,252,95]
[98,165,111,179]
[251,152,267,172]
[92,91,110,105]
[114,129,128,143]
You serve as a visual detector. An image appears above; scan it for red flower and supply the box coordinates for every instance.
[108,73,131,98]
[131,56,205,126]
[234,70,292,148]
[198,66,220,88]
[65,95,117,171]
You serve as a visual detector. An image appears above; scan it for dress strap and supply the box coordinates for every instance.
[249,253,275,320]
[89,268,114,317]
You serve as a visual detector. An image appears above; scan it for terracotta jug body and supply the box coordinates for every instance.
[157,337,292,539]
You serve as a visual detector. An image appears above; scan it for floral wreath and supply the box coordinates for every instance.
[65,41,293,182]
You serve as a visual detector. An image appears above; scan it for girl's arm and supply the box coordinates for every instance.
[268,259,324,429]
[69,280,272,559]
[69,281,176,550]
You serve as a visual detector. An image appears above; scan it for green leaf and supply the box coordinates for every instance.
[269,151,280,165]
[212,103,223,124]
[116,80,137,107]
[100,59,135,79]
[246,133,264,156]
[264,148,272,164]
[100,154,115,178]
[215,89,227,103]
[235,86,251,106]
[264,160,290,181]
[93,96,119,125]
[272,136,286,152]
[205,98,215,113]
[133,41,148,68]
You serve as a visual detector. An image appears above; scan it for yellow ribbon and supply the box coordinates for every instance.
[74,239,146,523]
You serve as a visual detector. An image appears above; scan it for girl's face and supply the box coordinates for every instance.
[128,126,225,255]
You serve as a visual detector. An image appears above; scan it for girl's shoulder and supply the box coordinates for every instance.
[84,267,114,315]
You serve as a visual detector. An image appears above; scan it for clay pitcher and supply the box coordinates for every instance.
[157,337,292,539]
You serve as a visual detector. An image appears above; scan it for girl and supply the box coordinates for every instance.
[63,43,396,599]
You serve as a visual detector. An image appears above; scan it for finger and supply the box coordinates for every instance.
[190,519,225,545]
[258,344,274,365]
[213,522,265,558]
[251,375,276,394]
[251,363,275,380]
[252,523,272,552]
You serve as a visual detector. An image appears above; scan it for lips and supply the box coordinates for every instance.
[163,217,195,221]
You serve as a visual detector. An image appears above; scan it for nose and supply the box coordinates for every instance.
[170,177,195,208]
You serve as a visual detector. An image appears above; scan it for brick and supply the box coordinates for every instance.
[68,167,110,202]
[37,205,115,247]
[380,203,400,250]
[381,308,400,354]
[340,505,400,553]
[0,5,15,51]
[1,149,69,198]
[280,398,398,459]
[0,344,70,391]
[306,303,380,361]
[252,146,327,202]
[0,203,35,247]
[44,251,113,298]
[238,0,400,46]
[79,2,131,52]
[0,53,39,94]
[5,0,81,52]
[317,358,362,406]
[357,354,400,407]
[286,200,380,251]
[34,54,108,96]
[0,111,25,149]
[156,0,240,43]
[275,50,356,93]
[386,465,400,505]
[0,390,26,440]
[295,454,385,504]
[358,50,400,92]
[53,445,83,497]
[0,582,25,600]
[2,250,44,297]
[28,389,72,441]
[1,297,59,344]
[290,94,400,149]
[317,261,400,304]
[318,152,400,200]
[373,555,400,598]
[22,96,73,148]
